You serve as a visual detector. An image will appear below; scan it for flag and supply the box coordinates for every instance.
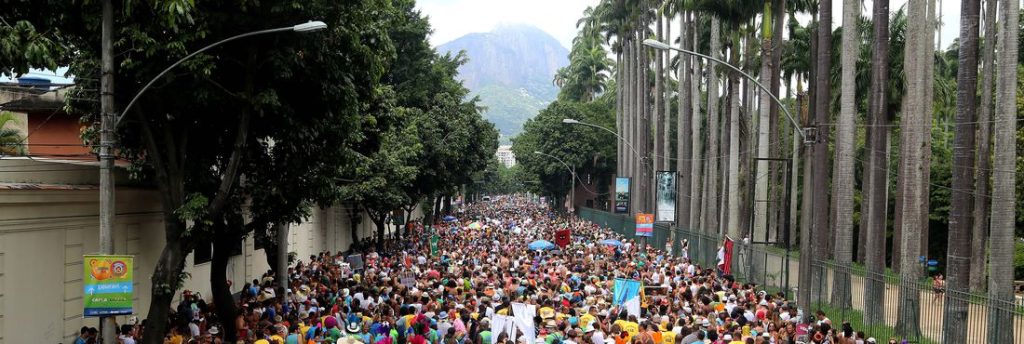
[635,213,653,237]
[717,237,734,275]
[555,229,571,249]
[613,279,642,318]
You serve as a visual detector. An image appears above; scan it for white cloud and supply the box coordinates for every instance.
[417,0,601,49]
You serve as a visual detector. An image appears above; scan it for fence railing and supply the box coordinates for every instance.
[577,207,1023,344]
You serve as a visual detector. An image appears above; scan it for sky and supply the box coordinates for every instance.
[416,0,965,51]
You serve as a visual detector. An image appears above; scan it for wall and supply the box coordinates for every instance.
[0,185,415,344]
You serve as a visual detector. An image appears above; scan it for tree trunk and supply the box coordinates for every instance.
[689,14,703,231]
[753,1,774,285]
[726,29,742,240]
[655,15,665,173]
[141,218,188,344]
[678,10,692,230]
[919,0,936,260]
[665,17,673,173]
[986,0,1018,341]
[942,1,980,342]
[969,0,997,293]
[211,228,239,343]
[703,18,722,235]
[830,0,858,309]
[769,0,786,245]
[895,0,928,337]
[810,0,832,304]
[863,0,890,326]
[617,51,624,177]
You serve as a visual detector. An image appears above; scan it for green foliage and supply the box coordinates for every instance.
[0,19,63,76]
[0,111,25,155]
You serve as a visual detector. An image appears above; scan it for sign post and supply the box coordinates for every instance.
[83,255,134,317]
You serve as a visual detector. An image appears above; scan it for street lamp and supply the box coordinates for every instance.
[642,38,806,141]
[113,21,328,126]
[533,150,576,213]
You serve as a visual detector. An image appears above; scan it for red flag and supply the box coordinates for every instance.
[555,229,571,249]
[718,237,734,275]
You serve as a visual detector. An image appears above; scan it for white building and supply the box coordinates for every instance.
[496,145,516,168]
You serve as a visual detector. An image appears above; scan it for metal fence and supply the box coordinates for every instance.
[577,207,1024,344]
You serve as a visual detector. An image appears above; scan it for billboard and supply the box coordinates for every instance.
[83,255,134,316]
[655,171,677,222]
[614,177,631,213]
[635,213,654,237]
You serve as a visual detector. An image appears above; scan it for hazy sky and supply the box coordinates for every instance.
[417,0,965,51]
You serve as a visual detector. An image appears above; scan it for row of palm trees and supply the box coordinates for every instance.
[568,0,1018,342]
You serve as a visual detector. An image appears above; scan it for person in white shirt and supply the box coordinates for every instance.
[118,325,137,344]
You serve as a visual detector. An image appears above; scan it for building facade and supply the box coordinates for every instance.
[495,145,515,168]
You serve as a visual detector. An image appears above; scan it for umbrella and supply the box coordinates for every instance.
[443,215,458,222]
[468,222,483,230]
[599,239,623,247]
[528,240,556,251]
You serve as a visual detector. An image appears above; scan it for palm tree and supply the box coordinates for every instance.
[969,0,997,293]
[701,16,722,235]
[672,1,693,230]
[986,0,1018,341]
[829,0,858,310]
[808,0,832,305]
[654,3,666,174]
[862,0,890,327]
[688,12,702,232]
[753,0,779,284]
[942,0,980,341]
[0,112,26,155]
[896,0,929,337]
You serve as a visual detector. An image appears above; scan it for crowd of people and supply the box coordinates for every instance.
[118,196,892,344]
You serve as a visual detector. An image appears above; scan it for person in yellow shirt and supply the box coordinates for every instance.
[579,307,597,330]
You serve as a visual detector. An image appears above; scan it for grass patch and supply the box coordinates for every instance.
[813,303,940,344]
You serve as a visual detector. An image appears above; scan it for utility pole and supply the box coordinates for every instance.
[99,0,117,343]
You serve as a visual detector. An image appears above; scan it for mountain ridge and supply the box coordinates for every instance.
[437,24,568,140]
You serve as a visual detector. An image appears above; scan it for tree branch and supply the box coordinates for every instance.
[208,107,251,218]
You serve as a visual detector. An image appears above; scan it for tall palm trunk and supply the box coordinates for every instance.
[703,17,722,235]
[625,39,635,213]
[617,50,625,178]
[986,0,1018,341]
[969,0,997,293]
[863,0,890,326]
[830,0,858,309]
[810,0,832,304]
[753,1,774,276]
[636,32,649,214]
[942,0,980,342]
[769,0,786,244]
[664,14,672,172]
[896,0,928,337]
[689,14,703,231]
[726,29,742,240]
[919,0,936,260]
[678,11,693,229]
[655,15,665,174]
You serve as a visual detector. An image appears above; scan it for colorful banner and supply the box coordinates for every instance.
[83,255,133,316]
[613,279,642,317]
[655,171,677,222]
[635,213,653,237]
[554,228,571,249]
[717,237,734,275]
[614,177,631,213]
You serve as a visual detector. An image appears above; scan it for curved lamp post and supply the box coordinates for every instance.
[533,150,576,213]
[113,21,328,126]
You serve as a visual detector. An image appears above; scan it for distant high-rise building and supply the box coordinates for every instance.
[496,145,516,168]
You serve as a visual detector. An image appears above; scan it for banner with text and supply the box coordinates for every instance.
[83,255,134,316]
[614,177,631,213]
[655,171,677,222]
[635,213,654,237]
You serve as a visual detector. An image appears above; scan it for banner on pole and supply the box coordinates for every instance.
[430,235,440,256]
[83,255,134,316]
[635,213,653,237]
[655,171,677,222]
[555,228,571,249]
[613,279,642,318]
[614,177,631,213]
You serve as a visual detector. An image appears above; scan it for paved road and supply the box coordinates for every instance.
[743,250,1024,343]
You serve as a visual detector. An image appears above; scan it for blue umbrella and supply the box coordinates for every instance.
[599,239,623,247]
[443,215,458,222]
[528,240,556,251]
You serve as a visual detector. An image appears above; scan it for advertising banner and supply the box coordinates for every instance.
[655,171,677,222]
[635,213,654,237]
[614,177,631,213]
[83,255,133,316]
